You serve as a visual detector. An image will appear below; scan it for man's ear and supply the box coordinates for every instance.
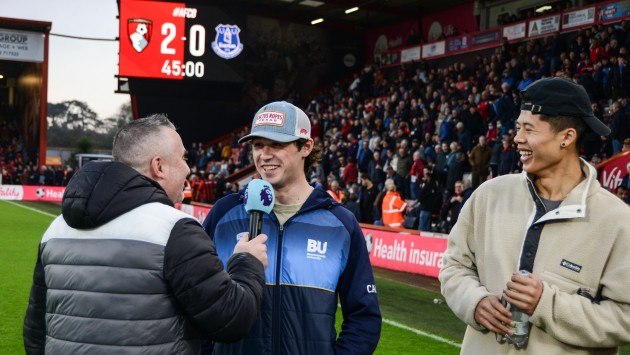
[301,138,314,157]
[148,155,165,180]
[560,128,577,147]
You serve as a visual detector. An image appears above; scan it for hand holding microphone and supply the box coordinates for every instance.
[234,232,268,268]
[232,179,275,268]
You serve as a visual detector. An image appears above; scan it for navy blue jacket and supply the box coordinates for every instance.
[203,183,382,354]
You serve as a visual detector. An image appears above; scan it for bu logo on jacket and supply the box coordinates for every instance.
[306,239,327,260]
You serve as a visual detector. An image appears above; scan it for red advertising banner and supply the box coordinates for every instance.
[0,185,65,202]
[363,227,447,278]
[598,151,630,192]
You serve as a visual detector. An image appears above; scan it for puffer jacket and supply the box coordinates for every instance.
[23,161,264,354]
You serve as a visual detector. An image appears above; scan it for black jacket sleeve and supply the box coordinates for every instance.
[163,218,264,342]
[23,245,47,355]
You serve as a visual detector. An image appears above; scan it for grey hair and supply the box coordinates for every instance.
[112,114,176,171]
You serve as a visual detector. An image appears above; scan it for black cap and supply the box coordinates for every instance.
[520,77,611,136]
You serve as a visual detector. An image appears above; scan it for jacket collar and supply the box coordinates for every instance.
[521,158,596,223]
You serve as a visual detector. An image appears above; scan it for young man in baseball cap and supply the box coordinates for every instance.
[203,101,381,354]
[440,77,630,353]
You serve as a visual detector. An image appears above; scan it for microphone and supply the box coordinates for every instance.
[243,179,275,240]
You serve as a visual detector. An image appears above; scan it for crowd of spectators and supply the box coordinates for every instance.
[0,118,58,186]
[3,19,629,218]
[188,21,630,230]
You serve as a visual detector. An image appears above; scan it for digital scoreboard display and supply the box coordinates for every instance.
[119,0,244,81]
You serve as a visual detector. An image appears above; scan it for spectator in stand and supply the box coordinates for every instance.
[322,143,340,179]
[446,151,468,195]
[434,142,449,186]
[409,151,425,200]
[342,156,358,187]
[326,180,344,203]
[498,136,520,175]
[381,178,407,229]
[311,117,323,141]
[368,150,386,191]
[469,136,492,189]
[517,70,534,91]
[495,83,516,131]
[238,141,250,168]
[189,173,202,202]
[417,168,441,232]
[462,104,485,139]
[609,101,630,155]
[488,135,502,178]
[19,167,29,185]
[42,165,54,186]
[589,36,606,65]
[214,171,227,200]
[62,166,74,186]
[342,191,361,221]
[439,112,454,144]
[439,180,465,233]
[456,121,473,153]
[187,142,198,168]
[395,147,412,199]
[1,167,13,184]
[611,55,630,100]
[384,165,405,196]
[359,173,379,224]
[615,185,629,204]
[357,140,373,173]
[221,142,232,161]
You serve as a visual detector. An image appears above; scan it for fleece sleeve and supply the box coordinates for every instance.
[163,218,265,342]
[438,199,492,330]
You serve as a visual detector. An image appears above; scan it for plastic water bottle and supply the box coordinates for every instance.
[505,270,531,348]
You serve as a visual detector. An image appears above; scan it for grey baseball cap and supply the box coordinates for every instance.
[239,101,311,143]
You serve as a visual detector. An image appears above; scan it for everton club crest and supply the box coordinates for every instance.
[211,24,243,60]
[128,18,153,53]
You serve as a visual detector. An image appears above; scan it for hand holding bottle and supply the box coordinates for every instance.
[503,270,543,316]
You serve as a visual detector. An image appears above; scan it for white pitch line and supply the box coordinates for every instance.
[2,200,57,218]
[382,318,461,348]
[338,303,461,348]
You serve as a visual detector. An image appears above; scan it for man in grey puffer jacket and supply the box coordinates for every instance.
[23,114,268,354]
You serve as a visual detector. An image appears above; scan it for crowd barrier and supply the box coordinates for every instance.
[0,185,447,278]
[0,184,65,202]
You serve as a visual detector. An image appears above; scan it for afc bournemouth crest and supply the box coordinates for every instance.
[211,24,243,60]
[128,18,153,53]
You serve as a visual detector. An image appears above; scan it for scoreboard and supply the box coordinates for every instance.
[119,0,245,82]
